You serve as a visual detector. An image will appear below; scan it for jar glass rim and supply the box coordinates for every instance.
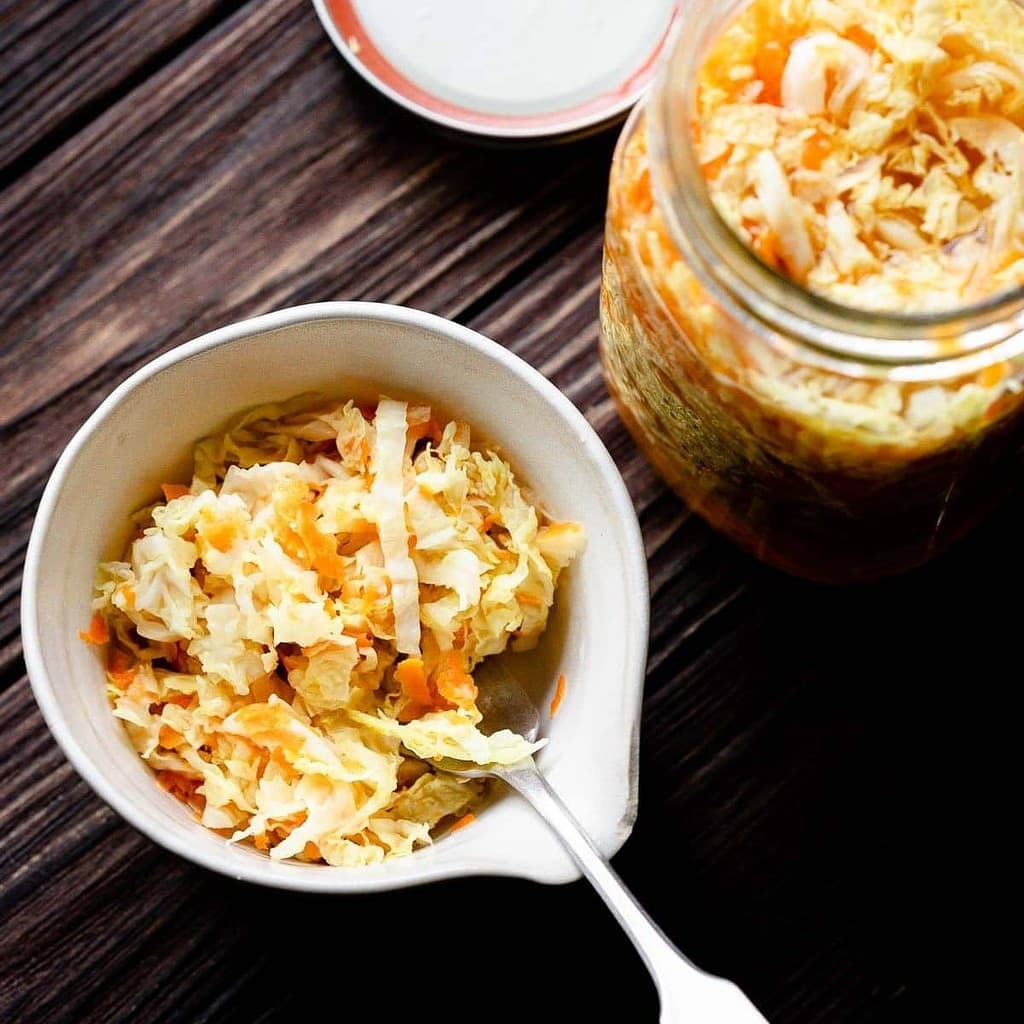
[648,0,1024,365]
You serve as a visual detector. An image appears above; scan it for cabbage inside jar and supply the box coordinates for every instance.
[600,0,1024,583]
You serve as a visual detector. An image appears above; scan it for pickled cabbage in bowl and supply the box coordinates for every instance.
[80,395,585,867]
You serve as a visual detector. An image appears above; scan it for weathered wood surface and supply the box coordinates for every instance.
[0,1,1007,1021]
[0,0,245,183]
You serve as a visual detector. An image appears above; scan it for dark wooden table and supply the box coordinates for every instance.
[0,3,1011,1021]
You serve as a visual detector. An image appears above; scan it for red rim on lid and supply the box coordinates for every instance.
[312,0,677,141]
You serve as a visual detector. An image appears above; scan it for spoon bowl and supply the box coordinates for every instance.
[474,659,543,743]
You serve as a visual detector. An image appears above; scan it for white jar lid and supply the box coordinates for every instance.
[312,0,677,141]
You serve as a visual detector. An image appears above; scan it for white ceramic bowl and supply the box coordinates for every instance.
[22,302,648,893]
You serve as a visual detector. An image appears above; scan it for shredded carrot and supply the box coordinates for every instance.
[271,480,351,576]
[395,657,432,703]
[754,41,788,105]
[549,673,567,718]
[161,483,191,502]
[159,725,186,749]
[624,150,656,212]
[337,527,377,557]
[254,833,270,851]
[78,612,109,646]
[845,24,877,52]
[107,668,136,690]
[270,748,294,772]
[701,151,731,181]
[395,657,436,721]
[203,519,237,553]
[106,645,137,688]
[980,362,1008,389]
[752,228,781,269]
[992,248,1024,275]
[433,650,477,709]
[801,132,830,172]
[287,811,309,829]
[290,498,347,578]
[273,481,317,564]
[303,841,321,861]
[450,812,475,833]
[752,2,799,55]
[517,592,544,608]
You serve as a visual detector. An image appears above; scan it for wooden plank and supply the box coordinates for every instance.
[0,0,612,431]
[0,0,245,183]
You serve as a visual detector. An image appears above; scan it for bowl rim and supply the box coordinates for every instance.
[21,301,649,892]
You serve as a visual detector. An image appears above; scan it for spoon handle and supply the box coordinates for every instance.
[497,763,769,1024]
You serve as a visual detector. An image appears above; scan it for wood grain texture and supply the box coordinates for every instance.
[0,1,1011,1021]
[0,0,245,184]
[0,0,613,668]
[0,0,610,431]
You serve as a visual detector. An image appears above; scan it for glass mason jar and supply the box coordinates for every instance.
[599,0,1024,584]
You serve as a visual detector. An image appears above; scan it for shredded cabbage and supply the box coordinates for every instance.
[368,399,422,656]
[697,0,1024,311]
[89,396,585,866]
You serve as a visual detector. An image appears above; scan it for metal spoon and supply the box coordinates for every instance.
[433,664,770,1024]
